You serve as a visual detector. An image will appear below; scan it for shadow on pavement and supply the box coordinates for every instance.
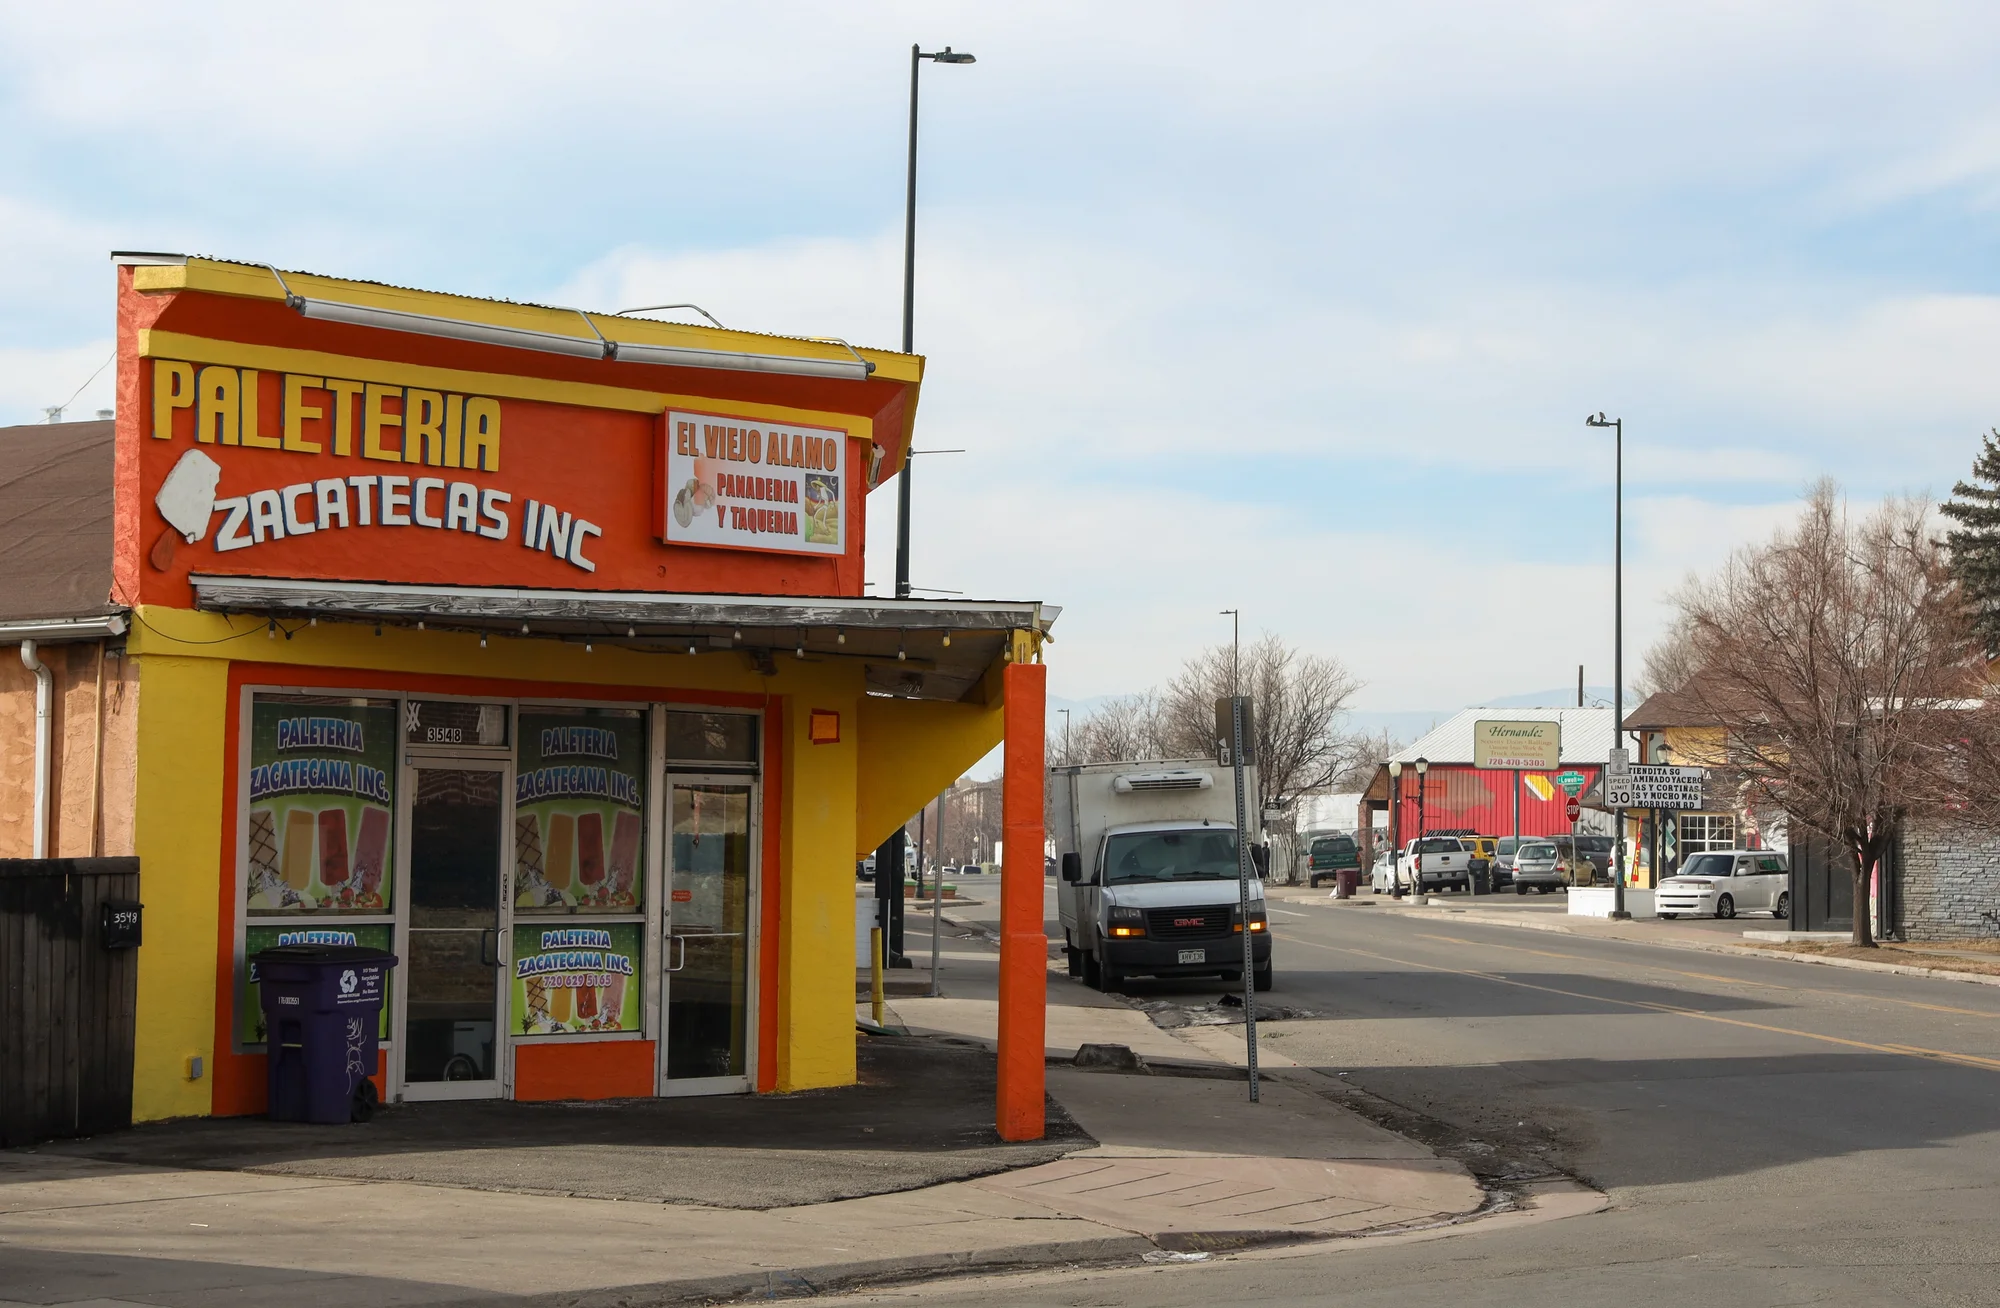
[7,1035,1093,1209]
[0,1244,483,1308]
[1312,1050,2000,1191]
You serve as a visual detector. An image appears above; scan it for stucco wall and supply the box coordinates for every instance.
[0,639,137,858]
[1900,821,2000,941]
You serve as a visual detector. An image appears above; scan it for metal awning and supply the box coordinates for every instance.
[188,574,1058,704]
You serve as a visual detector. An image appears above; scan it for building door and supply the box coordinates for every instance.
[661,778,756,1095]
[399,761,509,1100]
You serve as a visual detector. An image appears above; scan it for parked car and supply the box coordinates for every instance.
[1542,834,1615,883]
[1307,833,1362,888]
[1406,835,1476,893]
[1491,836,1523,888]
[1657,850,1789,919]
[1369,850,1398,894]
[1510,840,1570,894]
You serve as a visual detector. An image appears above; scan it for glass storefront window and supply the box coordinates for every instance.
[514,707,647,913]
[666,711,758,767]
[245,694,398,913]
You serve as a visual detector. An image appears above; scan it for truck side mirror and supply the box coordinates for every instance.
[1251,845,1270,877]
[1060,852,1082,883]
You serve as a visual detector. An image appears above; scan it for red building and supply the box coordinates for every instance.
[1364,708,1616,843]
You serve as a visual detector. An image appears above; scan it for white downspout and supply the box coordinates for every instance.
[21,639,52,858]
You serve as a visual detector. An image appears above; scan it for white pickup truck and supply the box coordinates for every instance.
[1400,835,1478,893]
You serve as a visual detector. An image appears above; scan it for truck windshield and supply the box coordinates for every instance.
[1103,829,1242,884]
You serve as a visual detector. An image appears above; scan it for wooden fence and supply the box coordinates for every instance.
[1,858,140,1147]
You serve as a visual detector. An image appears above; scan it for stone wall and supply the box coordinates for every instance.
[1899,820,2000,941]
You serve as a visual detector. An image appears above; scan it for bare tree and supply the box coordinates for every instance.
[1330,728,1403,793]
[1634,605,1701,699]
[1676,482,1984,946]
[1062,691,1167,765]
[1153,633,1362,812]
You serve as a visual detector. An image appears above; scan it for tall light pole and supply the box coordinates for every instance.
[1220,609,1240,694]
[1586,412,1631,920]
[895,43,976,601]
[1058,707,1072,764]
[1387,760,1404,898]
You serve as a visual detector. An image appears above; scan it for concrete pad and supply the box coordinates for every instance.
[1045,1067,1431,1161]
[973,1153,1479,1239]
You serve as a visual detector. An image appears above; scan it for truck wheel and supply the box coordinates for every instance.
[1065,942,1082,977]
[1517,885,1528,895]
[1081,948,1102,989]
[1253,963,1273,992]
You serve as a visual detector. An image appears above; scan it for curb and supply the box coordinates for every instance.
[1358,900,2000,989]
[442,1235,1162,1308]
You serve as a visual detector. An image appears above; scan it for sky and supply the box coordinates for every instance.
[5,2,2000,717]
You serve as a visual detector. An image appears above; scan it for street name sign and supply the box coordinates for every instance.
[1555,769,1587,796]
[1604,764,1706,810]
[1473,719,1561,771]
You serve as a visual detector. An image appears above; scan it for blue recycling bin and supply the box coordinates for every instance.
[253,944,398,1124]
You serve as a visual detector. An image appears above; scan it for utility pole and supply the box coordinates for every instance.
[1587,413,1631,919]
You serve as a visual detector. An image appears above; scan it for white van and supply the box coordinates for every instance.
[1656,850,1789,919]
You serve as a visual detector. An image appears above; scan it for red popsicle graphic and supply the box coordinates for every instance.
[609,812,640,895]
[578,812,605,887]
[317,809,350,885]
[353,806,389,897]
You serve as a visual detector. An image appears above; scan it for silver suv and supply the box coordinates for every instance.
[1511,840,1567,894]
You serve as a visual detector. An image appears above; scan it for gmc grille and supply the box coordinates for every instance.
[1147,907,1231,940]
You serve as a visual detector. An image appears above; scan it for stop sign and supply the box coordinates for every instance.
[1565,799,1581,822]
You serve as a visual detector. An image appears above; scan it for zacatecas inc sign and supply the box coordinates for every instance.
[1472,719,1562,771]
[662,409,847,557]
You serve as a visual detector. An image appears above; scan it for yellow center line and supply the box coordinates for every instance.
[1276,931,2000,1074]
[1410,931,2000,1019]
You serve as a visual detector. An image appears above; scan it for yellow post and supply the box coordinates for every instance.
[870,926,885,1026]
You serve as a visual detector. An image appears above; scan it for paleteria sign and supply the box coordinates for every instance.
[1472,719,1562,771]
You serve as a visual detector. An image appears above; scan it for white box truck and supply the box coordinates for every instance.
[1050,759,1272,993]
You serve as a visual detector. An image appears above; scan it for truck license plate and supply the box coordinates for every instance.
[1178,948,1206,964]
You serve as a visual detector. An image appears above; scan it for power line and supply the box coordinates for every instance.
[46,350,115,422]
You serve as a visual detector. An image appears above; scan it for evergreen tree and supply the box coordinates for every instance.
[1941,428,2000,655]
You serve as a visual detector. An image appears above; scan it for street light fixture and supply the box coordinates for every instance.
[894,44,977,601]
[1586,411,1631,919]
[1413,757,1429,900]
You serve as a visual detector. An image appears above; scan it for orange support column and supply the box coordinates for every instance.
[996,658,1048,1141]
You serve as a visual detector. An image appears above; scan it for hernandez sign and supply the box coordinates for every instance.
[662,409,847,557]
[1473,720,1562,771]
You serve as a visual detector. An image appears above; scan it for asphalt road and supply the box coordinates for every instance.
[851,900,2000,1307]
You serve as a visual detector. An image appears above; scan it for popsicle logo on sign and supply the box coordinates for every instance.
[513,710,646,913]
[662,409,847,556]
[245,697,398,913]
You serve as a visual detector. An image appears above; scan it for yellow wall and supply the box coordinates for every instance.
[854,694,1004,856]
[777,679,860,1091]
[129,653,229,1121]
[120,606,980,1110]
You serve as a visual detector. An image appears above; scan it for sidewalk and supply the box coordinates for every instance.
[0,903,1502,1308]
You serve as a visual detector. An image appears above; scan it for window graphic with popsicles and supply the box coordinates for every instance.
[512,711,645,912]
[512,922,639,1034]
[245,698,397,913]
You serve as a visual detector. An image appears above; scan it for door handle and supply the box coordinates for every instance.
[666,935,688,972]
[480,928,500,968]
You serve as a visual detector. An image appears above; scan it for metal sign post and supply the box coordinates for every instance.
[1228,695,1259,1103]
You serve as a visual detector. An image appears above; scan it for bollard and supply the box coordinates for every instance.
[870,926,885,1026]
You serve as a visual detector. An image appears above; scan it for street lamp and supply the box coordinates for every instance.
[894,44,977,601]
[1387,760,1403,898]
[1413,757,1429,897]
[1585,412,1630,918]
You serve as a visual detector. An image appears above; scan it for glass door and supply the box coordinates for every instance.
[662,779,755,1094]
[400,762,508,1100]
